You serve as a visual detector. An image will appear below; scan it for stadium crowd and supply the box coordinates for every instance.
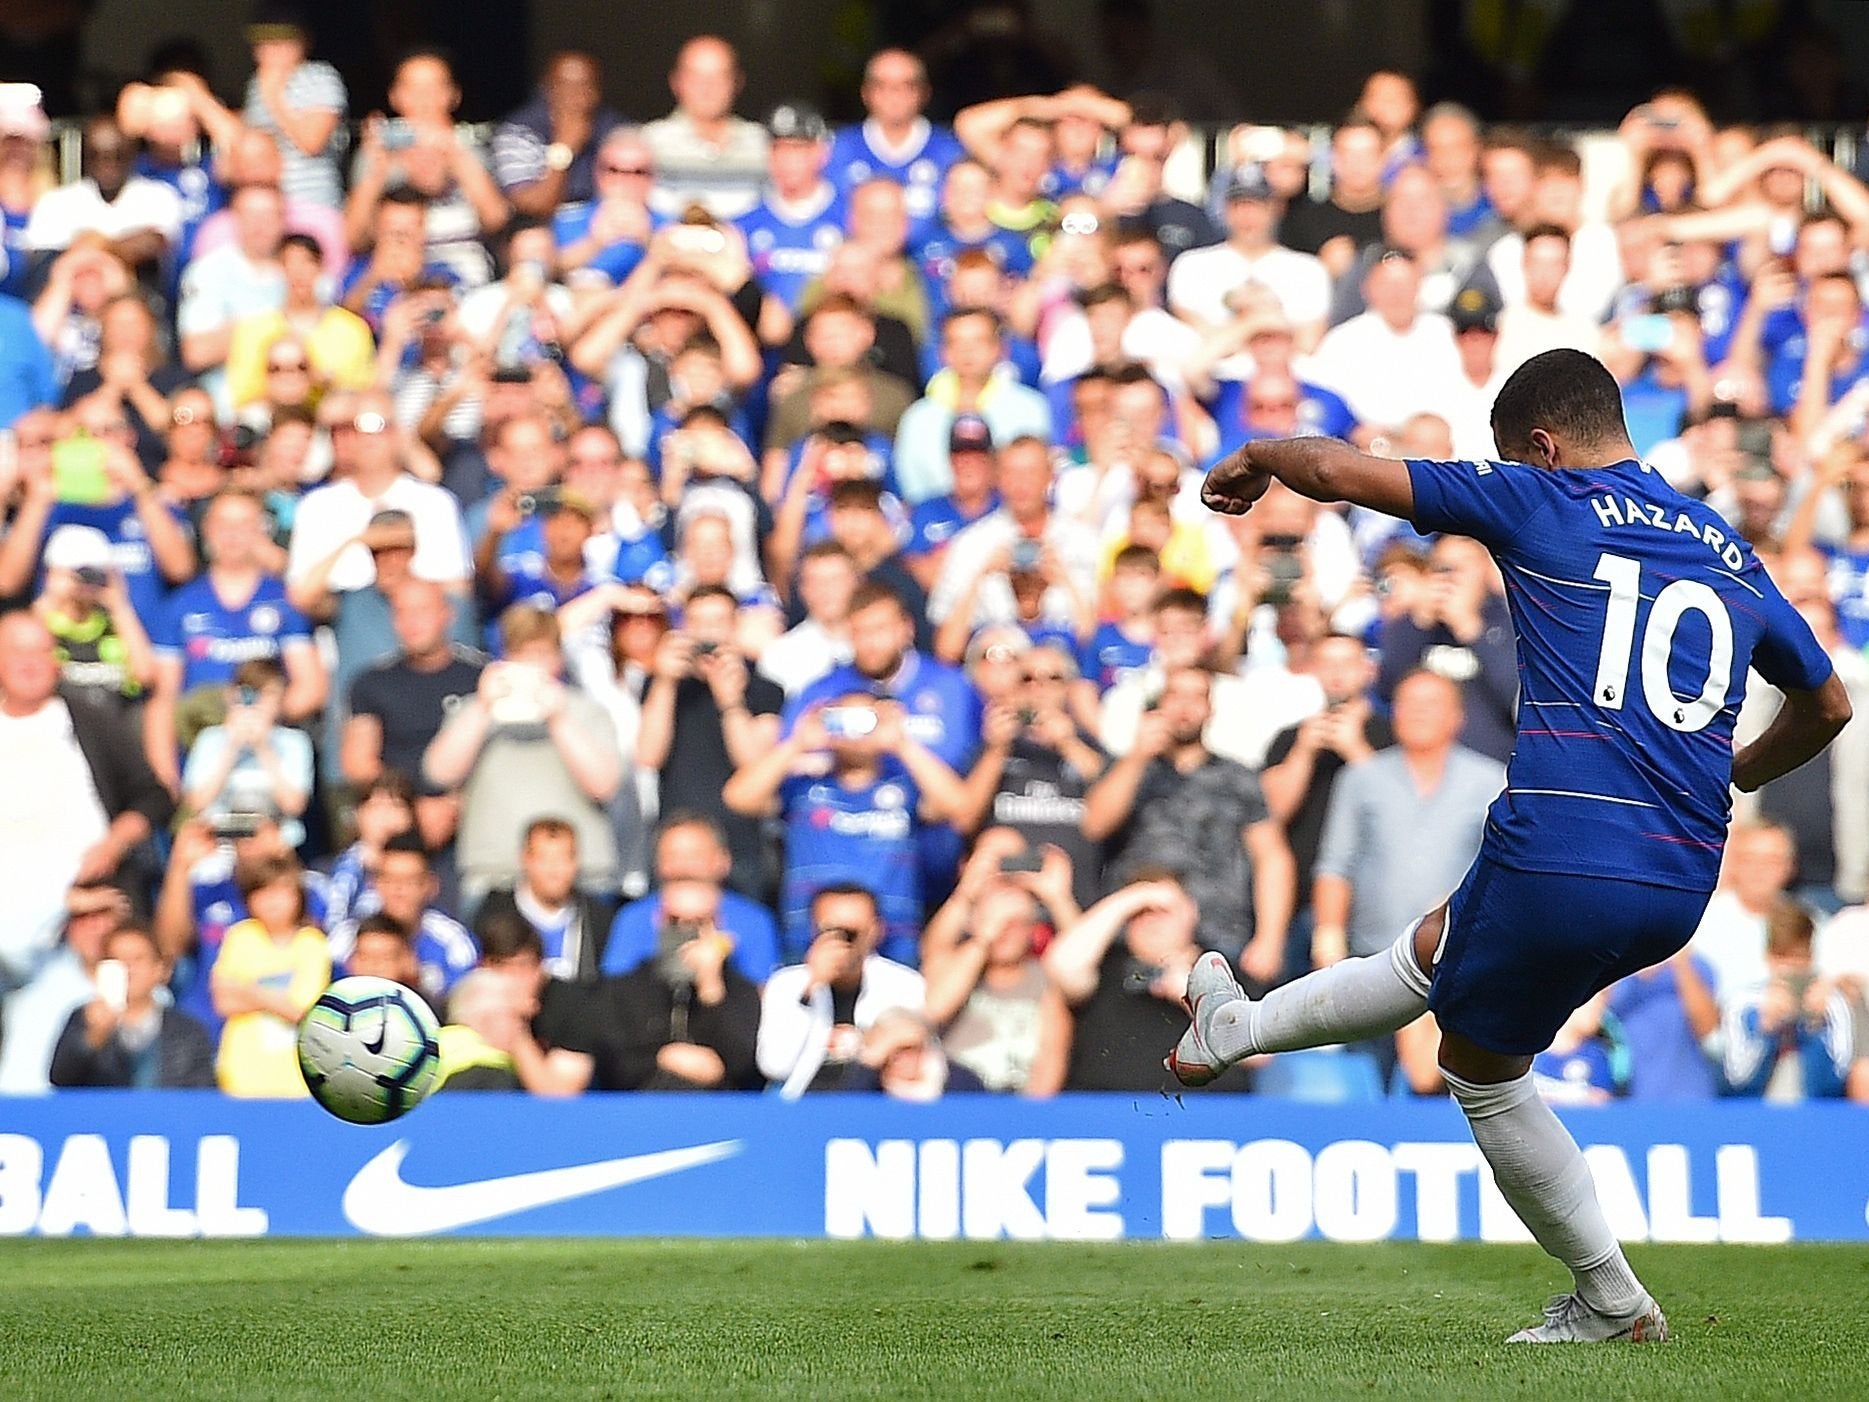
[1,11,1867,1106]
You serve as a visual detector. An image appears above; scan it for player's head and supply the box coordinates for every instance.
[1489,349,1635,469]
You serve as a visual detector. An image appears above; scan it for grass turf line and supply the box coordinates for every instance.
[0,1239,1862,1401]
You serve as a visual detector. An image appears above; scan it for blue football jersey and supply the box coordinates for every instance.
[1405,456,1835,891]
[152,574,313,693]
[828,120,966,224]
[735,185,847,311]
[778,764,926,965]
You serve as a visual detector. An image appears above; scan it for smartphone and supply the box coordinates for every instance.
[998,852,1045,875]
[52,435,112,505]
[1621,313,1675,355]
[381,117,416,151]
[96,959,129,1012]
[821,705,877,740]
[1009,539,1043,572]
[211,811,265,840]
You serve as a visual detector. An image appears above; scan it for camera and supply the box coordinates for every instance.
[73,565,108,589]
[486,662,549,726]
[821,705,878,740]
[210,811,265,840]
[235,685,261,708]
[1016,706,1037,726]
[1260,533,1305,605]
[1009,539,1042,573]
[1652,284,1698,317]
[1059,210,1100,237]
[668,224,727,257]
[692,639,720,659]
[514,492,538,517]
[998,851,1044,875]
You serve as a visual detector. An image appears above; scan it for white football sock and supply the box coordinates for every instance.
[1444,1069,1647,1316]
[1203,925,1432,1062]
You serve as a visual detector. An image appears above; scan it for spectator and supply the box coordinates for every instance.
[1721,899,1859,1100]
[894,308,1052,503]
[725,687,967,963]
[1493,225,1604,378]
[60,292,189,470]
[1257,633,1391,981]
[1101,98,1217,258]
[828,49,965,224]
[329,831,477,1001]
[342,912,439,1017]
[1328,163,1488,326]
[33,523,157,712]
[0,611,171,993]
[737,104,843,315]
[1422,102,1494,238]
[435,968,528,1091]
[755,882,926,1096]
[1376,533,1517,763]
[146,488,326,790]
[21,117,180,275]
[913,159,1036,296]
[180,657,314,844]
[928,435,1098,640]
[644,36,768,220]
[176,182,287,403]
[848,1007,987,1098]
[1531,992,1628,1104]
[1277,119,1385,278]
[0,84,50,299]
[493,50,624,220]
[920,833,1075,1094]
[0,882,131,1094]
[152,810,325,1036]
[423,605,624,907]
[211,850,329,1097]
[958,642,1108,906]
[1690,819,1797,1009]
[594,881,763,1091]
[1483,142,1621,324]
[636,583,784,893]
[239,4,348,210]
[1096,586,1252,768]
[187,126,346,276]
[1311,671,1503,1020]
[472,912,599,1095]
[472,817,619,982]
[1045,870,1248,1091]
[285,388,473,613]
[761,539,858,696]
[324,769,416,930]
[552,126,657,286]
[904,414,1001,589]
[338,189,455,328]
[344,51,509,289]
[1784,443,1869,653]
[602,812,782,986]
[1167,168,1329,346]
[1608,950,1722,1101]
[49,922,217,1089]
[1083,663,1293,963]
[1306,251,1463,431]
[224,232,374,411]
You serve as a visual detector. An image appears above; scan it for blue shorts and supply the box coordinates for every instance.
[1427,855,1712,1056]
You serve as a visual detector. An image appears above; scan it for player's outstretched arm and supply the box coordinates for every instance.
[1201,438,1415,519]
[1732,674,1853,793]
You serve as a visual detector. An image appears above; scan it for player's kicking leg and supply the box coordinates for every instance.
[1438,1030,1668,1344]
[1166,908,1441,1086]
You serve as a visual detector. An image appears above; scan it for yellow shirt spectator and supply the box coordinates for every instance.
[225,308,375,409]
[212,918,330,1098]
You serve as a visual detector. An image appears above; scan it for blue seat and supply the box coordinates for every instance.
[1253,1048,1385,1103]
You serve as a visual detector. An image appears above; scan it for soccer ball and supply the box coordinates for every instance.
[297,976,442,1124]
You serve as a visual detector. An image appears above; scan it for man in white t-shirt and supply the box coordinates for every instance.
[1302,252,1461,430]
[1493,224,1603,380]
[1167,168,1330,348]
[0,612,170,990]
[177,182,289,408]
[286,389,471,609]
[22,118,182,271]
[760,540,857,696]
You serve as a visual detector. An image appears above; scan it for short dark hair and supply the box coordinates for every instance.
[353,912,411,945]
[277,232,322,262]
[657,809,729,850]
[810,882,878,919]
[1522,223,1571,250]
[1489,349,1628,456]
[942,304,1002,339]
[524,816,577,848]
[358,769,416,806]
[477,908,544,964]
[104,922,162,960]
[1154,585,1209,618]
[828,478,887,513]
[380,831,431,865]
[236,852,305,916]
[685,582,739,612]
[232,656,285,692]
[847,578,906,617]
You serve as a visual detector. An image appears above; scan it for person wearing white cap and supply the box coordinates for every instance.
[32,524,156,711]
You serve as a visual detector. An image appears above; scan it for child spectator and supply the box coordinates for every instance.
[181,658,314,847]
[211,851,330,1097]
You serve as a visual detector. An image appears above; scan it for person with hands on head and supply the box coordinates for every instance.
[50,922,216,1089]
[1045,870,1246,1091]
[725,687,968,964]
[919,830,1076,1095]
[755,882,926,1096]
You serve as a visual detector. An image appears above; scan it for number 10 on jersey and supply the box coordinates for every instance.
[1591,552,1734,733]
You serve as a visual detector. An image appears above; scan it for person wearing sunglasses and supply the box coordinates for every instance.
[226,232,374,412]
[553,126,658,285]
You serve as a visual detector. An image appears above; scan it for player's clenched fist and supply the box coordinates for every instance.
[1200,444,1274,515]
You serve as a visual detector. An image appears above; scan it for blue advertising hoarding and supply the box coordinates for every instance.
[0,1093,1864,1241]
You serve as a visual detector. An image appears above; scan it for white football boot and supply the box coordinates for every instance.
[1165,951,1246,1087]
[1506,1292,1670,1344]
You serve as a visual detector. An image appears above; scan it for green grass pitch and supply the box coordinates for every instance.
[3,1239,1863,1400]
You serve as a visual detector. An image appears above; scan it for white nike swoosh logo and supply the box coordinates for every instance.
[341,1138,743,1236]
